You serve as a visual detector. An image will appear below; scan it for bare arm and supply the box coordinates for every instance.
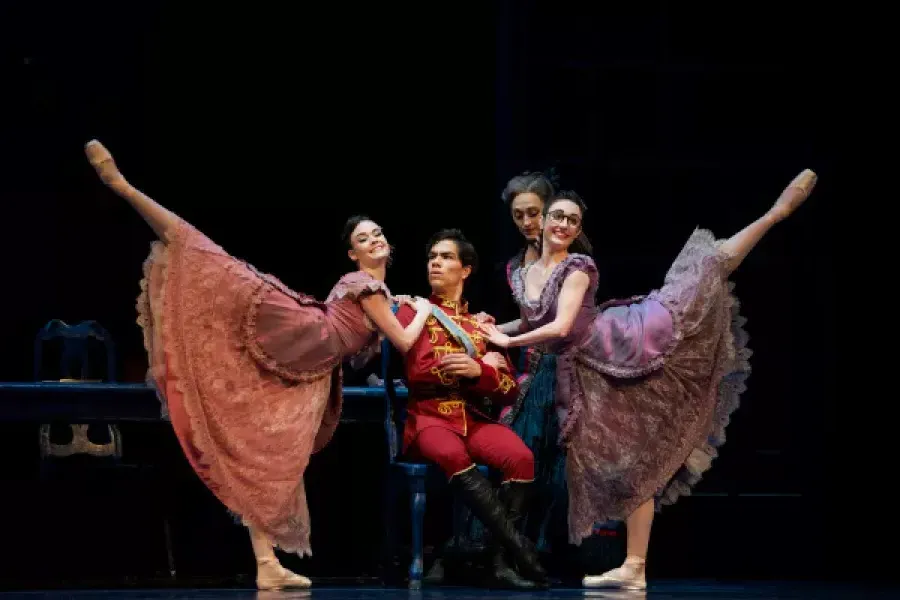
[360,294,430,355]
[497,319,524,335]
[501,271,590,348]
[475,312,521,334]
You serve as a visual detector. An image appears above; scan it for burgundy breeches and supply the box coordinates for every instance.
[406,420,535,482]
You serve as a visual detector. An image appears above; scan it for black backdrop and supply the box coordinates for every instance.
[0,0,867,587]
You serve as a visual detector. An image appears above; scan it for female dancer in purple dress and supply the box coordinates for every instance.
[83,140,432,590]
[472,172,578,555]
[482,169,817,590]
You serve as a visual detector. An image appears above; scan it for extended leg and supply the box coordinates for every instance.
[248,525,311,590]
[719,169,817,274]
[84,140,181,243]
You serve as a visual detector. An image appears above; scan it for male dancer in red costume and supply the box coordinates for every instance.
[394,229,547,589]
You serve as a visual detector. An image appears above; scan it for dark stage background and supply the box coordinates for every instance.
[0,0,861,589]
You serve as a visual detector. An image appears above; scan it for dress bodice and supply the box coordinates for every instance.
[511,254,601,353]
[245,269,390,383]
[324,270,392,356]
[511,254,676,378]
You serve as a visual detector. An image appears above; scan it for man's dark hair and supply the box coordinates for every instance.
[426,228,479,275]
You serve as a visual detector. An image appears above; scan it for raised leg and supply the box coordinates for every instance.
[408,476,427,590]
[84,140,181,243]
[719,169,817,274]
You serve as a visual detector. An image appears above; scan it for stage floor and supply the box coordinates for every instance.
[0,582,896,599]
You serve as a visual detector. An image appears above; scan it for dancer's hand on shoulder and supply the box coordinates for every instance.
[413,296,432,313]
[474,311,496,325]
[394,294,413,308]
[482,323,511,349]
[394,294,431,311]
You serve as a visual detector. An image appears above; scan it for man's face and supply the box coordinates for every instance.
[427,239,470,293]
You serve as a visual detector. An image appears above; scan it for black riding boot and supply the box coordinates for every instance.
[489,480,547,588]
[450,468,548,585]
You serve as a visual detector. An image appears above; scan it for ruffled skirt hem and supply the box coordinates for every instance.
[136,218,333,556]
[565,228,752,544]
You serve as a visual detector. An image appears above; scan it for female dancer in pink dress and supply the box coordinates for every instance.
[482,169,817,590]
[83,140,432,590]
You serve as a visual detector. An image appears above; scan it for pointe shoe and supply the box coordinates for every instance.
[84,139,126,187]
[768,168,817,223]
[582,561,647,591]
[255,558,312,590]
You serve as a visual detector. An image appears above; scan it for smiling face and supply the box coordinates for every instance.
[543,199,583,252]
[347,219,390,267]
[510,192,544,243]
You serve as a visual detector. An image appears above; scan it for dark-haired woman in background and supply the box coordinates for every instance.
[83,140,432,590]
[499,171,553,293]
[483,171,817,591]
[494,171,555,424]
[479,173,577,557]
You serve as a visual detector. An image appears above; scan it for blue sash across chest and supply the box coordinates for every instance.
[429,306,478,358]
